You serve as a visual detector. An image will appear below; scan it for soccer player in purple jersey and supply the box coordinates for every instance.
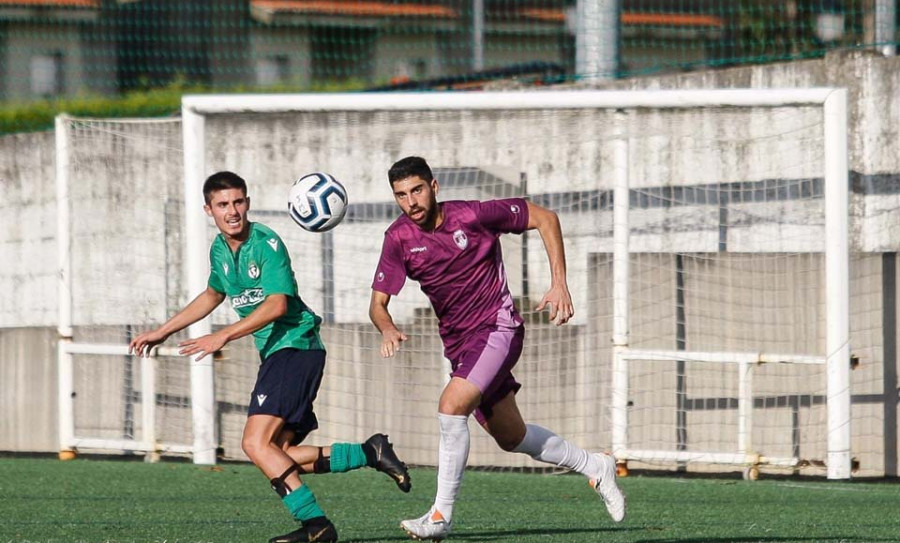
[370,156,626,541]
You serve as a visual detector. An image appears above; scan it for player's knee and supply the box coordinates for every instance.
[241,435,265,462]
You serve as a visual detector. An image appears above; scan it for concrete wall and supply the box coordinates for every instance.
[1,51,898,476]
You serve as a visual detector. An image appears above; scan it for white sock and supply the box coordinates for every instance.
[433,413,470,521]
[512,423,599,477]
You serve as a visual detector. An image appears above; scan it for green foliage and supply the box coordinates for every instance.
[0,79,369,136]
[1,457,898,542]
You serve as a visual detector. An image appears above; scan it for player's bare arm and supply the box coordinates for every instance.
[525,200,573,326]
[369,290,408,358]
[178,293,288,361]
[129,286,225,357]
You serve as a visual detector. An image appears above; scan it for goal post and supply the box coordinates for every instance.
[180,88,851,478]
[55,88,856,475]
[55,114,196,462]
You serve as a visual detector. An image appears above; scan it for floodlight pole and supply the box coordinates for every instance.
[576,0,620,82]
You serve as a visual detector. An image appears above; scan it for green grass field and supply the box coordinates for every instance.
[1,457,898,542]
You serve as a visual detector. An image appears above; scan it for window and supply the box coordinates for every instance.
[255,55,289,87]
[31,53,63,97]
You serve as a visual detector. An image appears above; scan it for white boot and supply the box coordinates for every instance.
[590,453,626,522]
[400,507,452,541]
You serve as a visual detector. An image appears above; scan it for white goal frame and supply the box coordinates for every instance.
[55,115,194,461]
[179,88,850,477]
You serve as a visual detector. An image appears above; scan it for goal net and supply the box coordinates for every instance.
[56,116,193,458]
[59,89,884,478]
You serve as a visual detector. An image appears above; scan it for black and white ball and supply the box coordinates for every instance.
[287,172,348,232]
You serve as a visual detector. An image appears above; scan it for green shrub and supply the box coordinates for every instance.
[0,79,368,135]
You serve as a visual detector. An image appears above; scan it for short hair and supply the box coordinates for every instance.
[388,156,433,185]
[203,171,247,204]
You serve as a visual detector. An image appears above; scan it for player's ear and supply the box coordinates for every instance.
[203,204,212,217]
[431,179,439,195]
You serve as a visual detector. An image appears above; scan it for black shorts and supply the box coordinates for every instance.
[248,348,326,444]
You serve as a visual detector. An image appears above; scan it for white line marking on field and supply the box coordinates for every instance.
[774,482,869,492]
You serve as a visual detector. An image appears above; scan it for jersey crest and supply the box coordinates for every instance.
[453,229,468,250]
[248,262,260,279]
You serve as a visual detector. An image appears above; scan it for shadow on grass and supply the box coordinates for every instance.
[637,538,875,543]
[345,525,637,542]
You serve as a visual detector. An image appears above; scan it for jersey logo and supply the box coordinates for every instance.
[410,246,427,253]
[376,271,385,282]
[231,288,264,308]
[511,204,520,214]
[267,238,279,252]
[222,263,229,275]
[256,394,267,406]
[453,229,468,250]
[248,263,260,279]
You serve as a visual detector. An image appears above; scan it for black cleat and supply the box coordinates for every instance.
[269,517,338,543]
[364,433,412,492]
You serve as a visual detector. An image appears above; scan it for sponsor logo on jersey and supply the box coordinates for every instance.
[231,288,264,308]
[410,246,427,253]
[453,229,468,250]
[248,263,260,279]
[267,238,279,252]
[256,394,267,406]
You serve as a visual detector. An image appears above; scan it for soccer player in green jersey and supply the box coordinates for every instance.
[129,171,410,543]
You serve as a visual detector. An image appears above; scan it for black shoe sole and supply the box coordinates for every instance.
[367,433,412,493]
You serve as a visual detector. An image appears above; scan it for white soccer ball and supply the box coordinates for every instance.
[287,172,348,232]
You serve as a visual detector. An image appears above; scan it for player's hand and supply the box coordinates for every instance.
[129,330,168,358]
[178,332,226,362]
[381,329,408,358]
[534,283,574,326]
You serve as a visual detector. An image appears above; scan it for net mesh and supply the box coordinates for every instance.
[0,1,884,105]
[59,100,889,475]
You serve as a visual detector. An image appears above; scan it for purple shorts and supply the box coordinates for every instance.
[449,325,524,425]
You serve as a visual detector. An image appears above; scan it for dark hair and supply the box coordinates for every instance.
[388,156,433,185]
[203,171,247,204]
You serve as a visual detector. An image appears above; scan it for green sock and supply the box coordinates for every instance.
[282,484,325,522]
[329,443,368,473]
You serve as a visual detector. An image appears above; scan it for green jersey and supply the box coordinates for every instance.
[207,222,324,359]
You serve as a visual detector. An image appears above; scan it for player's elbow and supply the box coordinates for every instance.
[367,302,381,326]
[269,296,288,318]
[528,204,560,232]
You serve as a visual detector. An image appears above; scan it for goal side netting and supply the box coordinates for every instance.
[58,89,880,479]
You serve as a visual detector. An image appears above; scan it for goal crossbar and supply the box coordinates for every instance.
[52,88,847,470]
[180,88,850,475]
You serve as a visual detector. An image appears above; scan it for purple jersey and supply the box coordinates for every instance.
[372,198,529,360]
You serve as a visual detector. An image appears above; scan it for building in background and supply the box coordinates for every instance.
[0,0,893,100]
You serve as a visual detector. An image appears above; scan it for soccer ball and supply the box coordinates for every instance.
[287,172,348,232]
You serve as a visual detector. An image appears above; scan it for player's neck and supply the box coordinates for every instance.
[223,224,251,253]
[420,205,444,233]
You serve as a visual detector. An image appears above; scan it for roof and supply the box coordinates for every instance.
[252,1,457,19]
[252,1,724,28]
[521,7,723,27]
[0,0,99,6]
